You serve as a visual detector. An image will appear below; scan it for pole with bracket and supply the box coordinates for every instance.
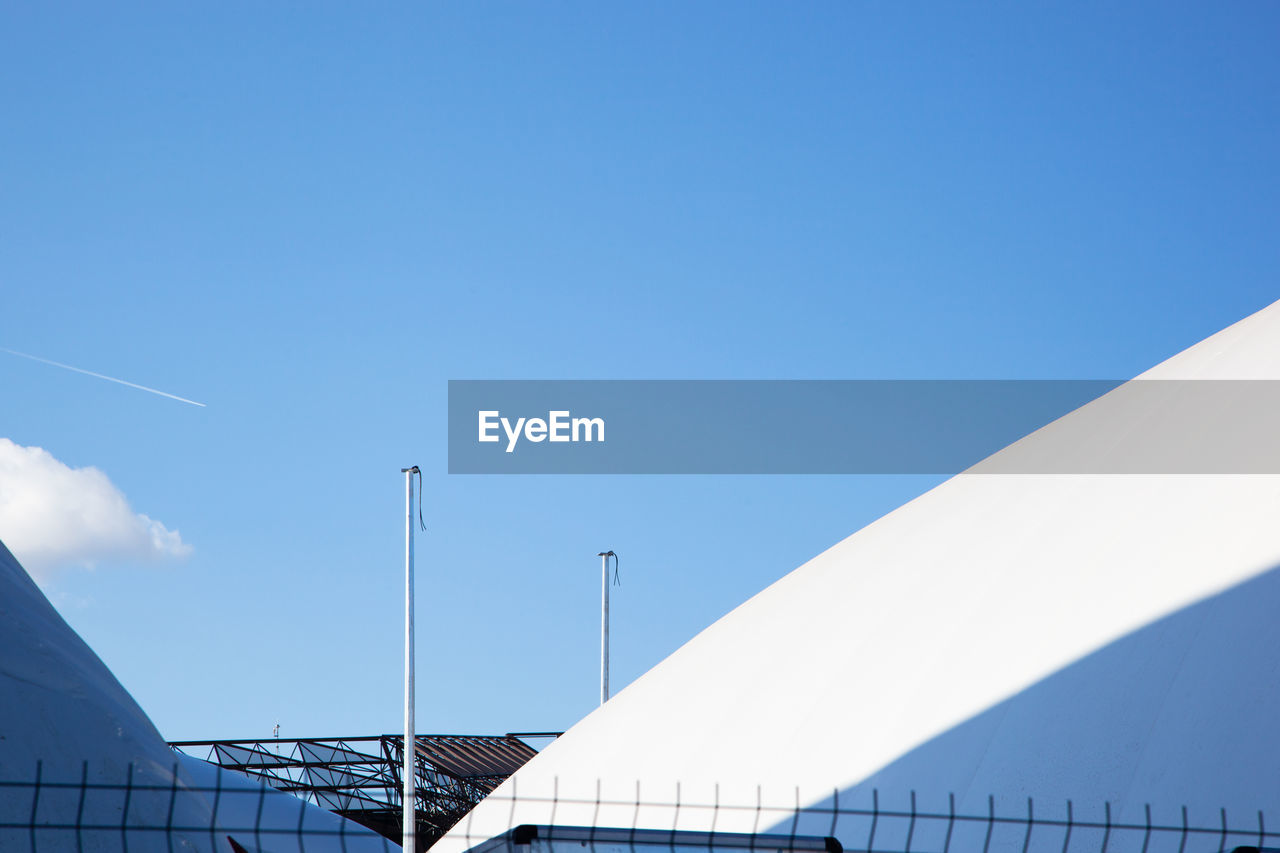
[401,466,419,853]
[598,550,615,704]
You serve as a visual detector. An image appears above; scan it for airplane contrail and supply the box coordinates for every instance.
[2,348,207,408]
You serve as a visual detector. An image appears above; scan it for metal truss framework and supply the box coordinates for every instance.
[169,734,545,851]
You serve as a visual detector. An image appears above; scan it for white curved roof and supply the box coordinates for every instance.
[0,538,390,852]
[0,538,214,851]
[440,300,1280,853]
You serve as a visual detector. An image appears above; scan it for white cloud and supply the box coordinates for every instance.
[0,438,191,580]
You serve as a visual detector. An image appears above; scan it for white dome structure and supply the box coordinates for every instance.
[440,300,1280,853]
[0,538,392,852]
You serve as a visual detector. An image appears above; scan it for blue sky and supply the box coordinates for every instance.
[1,3,1277,742]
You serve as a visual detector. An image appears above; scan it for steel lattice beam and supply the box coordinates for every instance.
[170,734,549,851]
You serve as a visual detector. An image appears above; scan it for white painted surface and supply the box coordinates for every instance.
[0,539,388,852]
[441,299,1280,853]
[0,537,216,851]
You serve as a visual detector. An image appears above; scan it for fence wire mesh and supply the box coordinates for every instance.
[1,762,1274,853]
[447,780,1278,853]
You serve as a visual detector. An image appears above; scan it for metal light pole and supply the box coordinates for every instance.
[401,466,419,853]
[598,550,615,704]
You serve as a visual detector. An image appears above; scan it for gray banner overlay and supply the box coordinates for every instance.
[448,380,1280,474]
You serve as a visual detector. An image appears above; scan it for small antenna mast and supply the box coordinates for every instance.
[598,550,618,704]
